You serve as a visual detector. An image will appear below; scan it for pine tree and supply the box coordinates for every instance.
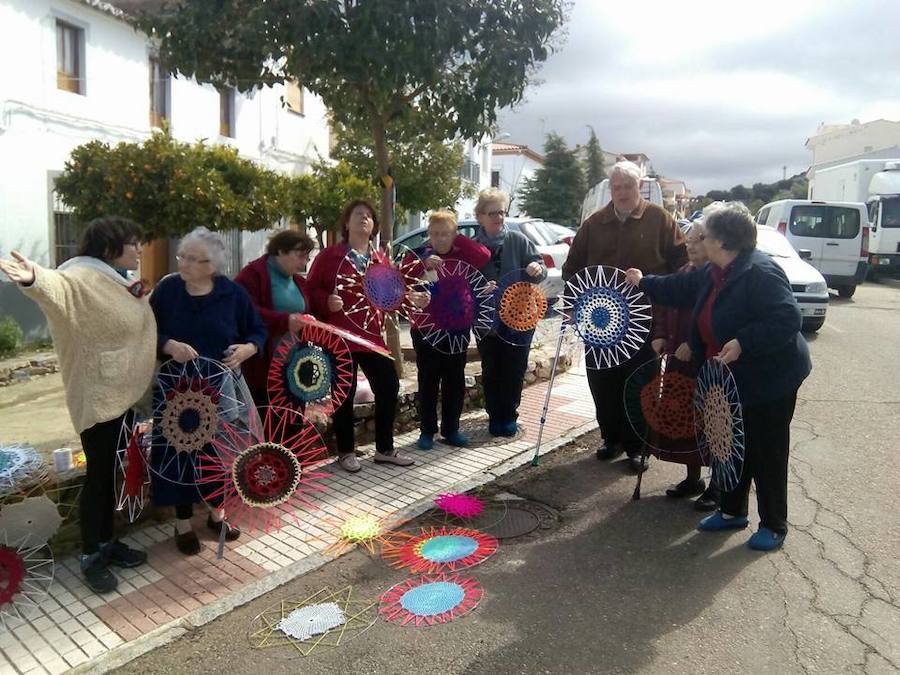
[584,126,606,189]
[519,133,586,226]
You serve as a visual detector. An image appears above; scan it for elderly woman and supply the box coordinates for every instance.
[657,220,719,511]
[150,227,267,555]
[626,202,811,551]
[0,217,155,593]
[235,229,315,404]
[474,188,546,437]
[305,199,416,472]
[410,210,491,450]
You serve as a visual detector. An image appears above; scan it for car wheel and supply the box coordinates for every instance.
[837,285,856,299]
[802,317,825,333]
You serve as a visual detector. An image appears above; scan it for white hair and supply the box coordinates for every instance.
[178,226,228,273]
[608,160,642,184]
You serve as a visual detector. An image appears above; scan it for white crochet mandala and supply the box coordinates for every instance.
[276,602,346,641]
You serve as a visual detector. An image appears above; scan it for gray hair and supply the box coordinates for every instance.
[608,160,642,184]
[702,201,756,252]
[178,226,228,273]
[475,187,510,214]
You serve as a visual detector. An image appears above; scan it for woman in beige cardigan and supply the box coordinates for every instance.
[0,217,157,594]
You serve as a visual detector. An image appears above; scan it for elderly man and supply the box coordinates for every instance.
[562,161,687,472]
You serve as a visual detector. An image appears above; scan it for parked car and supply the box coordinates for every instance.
[756,225,829,332]
[543,222,577,246]
[755,199,868,298]
[394,217,567,302]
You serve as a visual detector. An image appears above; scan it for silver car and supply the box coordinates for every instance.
[756,226,829,332]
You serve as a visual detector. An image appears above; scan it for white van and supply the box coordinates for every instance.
[581,178,664,224]
[755,199,868,298]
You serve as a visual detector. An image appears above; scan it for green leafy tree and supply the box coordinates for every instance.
[288,160,379,248]
[54,129,288,238]
[583,126,606,190]
[332,119,471,216]
[519,133,586,226]
[136,0,567,245]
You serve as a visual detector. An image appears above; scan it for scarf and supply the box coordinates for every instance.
[476,226,507,252]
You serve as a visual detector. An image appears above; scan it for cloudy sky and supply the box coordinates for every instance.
[497,0,900,194]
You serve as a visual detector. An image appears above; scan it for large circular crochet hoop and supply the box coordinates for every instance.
[556,265,652,369]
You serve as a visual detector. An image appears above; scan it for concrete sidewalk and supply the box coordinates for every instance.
[0,363,596,675]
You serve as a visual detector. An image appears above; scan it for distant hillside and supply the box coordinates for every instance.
[698,174,808,214]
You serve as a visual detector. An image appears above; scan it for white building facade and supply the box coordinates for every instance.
[489,142,544,217]
[0,0,330,268]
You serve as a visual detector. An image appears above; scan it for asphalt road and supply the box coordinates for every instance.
[115,278,900,675]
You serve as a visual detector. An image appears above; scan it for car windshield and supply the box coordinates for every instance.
[755,229,797,258]
[517,221,558,246]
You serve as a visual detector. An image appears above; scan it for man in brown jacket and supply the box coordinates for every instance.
[562,160,687,472]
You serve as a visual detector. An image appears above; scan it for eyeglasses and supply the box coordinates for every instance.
[484,210,506,218]
[176,255,212,265]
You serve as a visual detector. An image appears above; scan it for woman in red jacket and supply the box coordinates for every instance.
[305,199,415,473]
[234,229,315,405]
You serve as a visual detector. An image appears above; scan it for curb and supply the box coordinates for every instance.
[75,415,597,674]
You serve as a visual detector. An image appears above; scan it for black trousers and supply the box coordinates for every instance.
[79,410,131,554]
[585,344,654,453]
[332,351,399,456]
[721,389,798,535]
[412,330,467,436]
[477,333,530,425]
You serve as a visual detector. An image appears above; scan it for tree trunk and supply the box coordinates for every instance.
[372,116,405,376]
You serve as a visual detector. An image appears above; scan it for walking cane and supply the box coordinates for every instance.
[632,353,665,500]
[531,323,568,467]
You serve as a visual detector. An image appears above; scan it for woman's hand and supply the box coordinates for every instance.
[327,294,343,312]
[407,290,431,309]
[424,255,444,271]
[0,251,36,285]
[674,342,693,362]
[485,280,497,293]
[625,268,643,286]
[163,339,199,363]
[223,343,257,369]
[525,261,543,277]
[717,338,742,365]
[651,338,667,356]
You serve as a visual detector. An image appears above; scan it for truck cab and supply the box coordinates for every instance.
[864,162,900,276]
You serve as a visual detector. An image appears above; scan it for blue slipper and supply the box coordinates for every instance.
[697,511,749,532]
[442,431,469,447]
[416,433,434,450]
[497,421,520,437]
[748,527,786,551]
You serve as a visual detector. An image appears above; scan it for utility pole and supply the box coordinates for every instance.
[783,165,787,181]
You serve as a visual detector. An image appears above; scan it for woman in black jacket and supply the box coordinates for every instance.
[626,202,811,551]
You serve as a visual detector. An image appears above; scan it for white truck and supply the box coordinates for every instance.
[581,177,664,224]
[811,159,900,276]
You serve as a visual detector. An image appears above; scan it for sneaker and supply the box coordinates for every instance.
[175,529,201,556]
[596,443,624,460]
[207,516,241,541]
[100,540,147,568]
[666,478,706,499]
[338,453,361,473]
[417,433,435,450]
[442,431,469,447]
[373,452,415,466]
[748,527,786,551]
[81,554,118,594]
[697,511,749,532]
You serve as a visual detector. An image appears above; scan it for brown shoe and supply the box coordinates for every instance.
[175,529,201,556]
[338,453,361,473]
[373,452,414,467]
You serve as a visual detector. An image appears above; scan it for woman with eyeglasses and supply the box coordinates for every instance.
[0,217,156,594]
[626,202,811,551]
[235,229,316,405]
[473,188,546,436]
[655,219,720,511]
[149,226,266,555]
